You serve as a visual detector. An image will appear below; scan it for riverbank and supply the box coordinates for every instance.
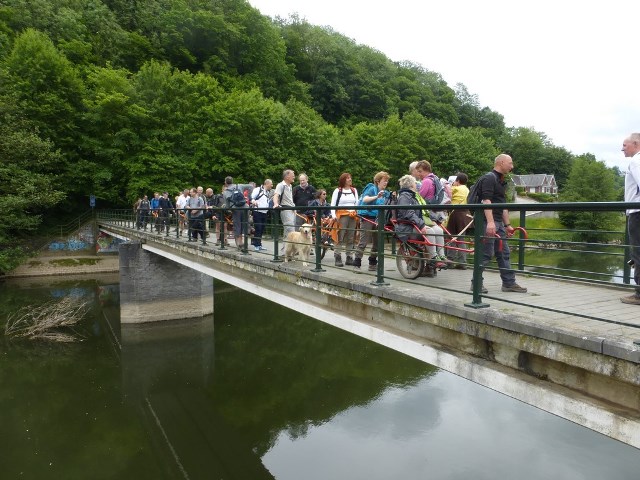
[3,255,120,278]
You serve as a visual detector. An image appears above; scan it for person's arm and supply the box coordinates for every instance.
[272,185,281,208]
[330,188,339,218]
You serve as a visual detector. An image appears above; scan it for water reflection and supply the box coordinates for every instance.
[2,277,639,480]
[524,247,625,283]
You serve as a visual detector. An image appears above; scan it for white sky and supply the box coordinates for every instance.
[249,0,640,169]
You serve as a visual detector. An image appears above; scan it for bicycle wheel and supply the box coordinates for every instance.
[396,242,425,279]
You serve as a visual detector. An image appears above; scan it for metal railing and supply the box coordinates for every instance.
[97,201,640,321]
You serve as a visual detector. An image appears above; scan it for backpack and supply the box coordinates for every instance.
[357,183,376,216]
[228,187,247,208]
[426,174,446,205]
[383,191,398,226]
[467,171,499,205]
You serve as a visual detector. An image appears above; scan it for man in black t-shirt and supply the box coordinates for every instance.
[472,154,527,294]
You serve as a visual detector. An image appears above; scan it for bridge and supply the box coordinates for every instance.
[96,209,640,449]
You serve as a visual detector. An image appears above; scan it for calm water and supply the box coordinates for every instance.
[1,276,639,479]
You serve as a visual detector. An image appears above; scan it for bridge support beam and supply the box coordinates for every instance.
[119,242,213,323]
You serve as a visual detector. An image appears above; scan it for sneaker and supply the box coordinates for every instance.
[620,294,640,305]
[335,256,344,267]
[345,256,354,266]
[454,264,468,270]
[368,264,377,272]
[502,283,528,293]
[254,246,261,252]
[259,246,268,251]
[470,284,488,294]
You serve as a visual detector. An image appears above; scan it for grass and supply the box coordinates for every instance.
[512,216,626,243]
[48,258,101,267]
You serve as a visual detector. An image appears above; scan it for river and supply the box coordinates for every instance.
[1,275,639,479]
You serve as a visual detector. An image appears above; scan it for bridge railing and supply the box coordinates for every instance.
[97,200,640,310]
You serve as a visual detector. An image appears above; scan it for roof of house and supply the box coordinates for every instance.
[511,174,556,188]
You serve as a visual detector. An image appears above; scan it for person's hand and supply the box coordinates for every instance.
[420,226,429,235]
[506,225,515,235]
[485,221,496,237]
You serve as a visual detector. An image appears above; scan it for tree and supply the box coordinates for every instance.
[0,104,65,273]
[558,155,620,241]
[499,127,574,187]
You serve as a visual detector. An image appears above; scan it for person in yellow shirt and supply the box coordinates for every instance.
[447,172,472,269]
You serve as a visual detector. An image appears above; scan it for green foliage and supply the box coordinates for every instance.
[499,127,573,187]
[0,106,65,273]
[524,192,556,203]
[558,155,620,241]
[0,0,624,261]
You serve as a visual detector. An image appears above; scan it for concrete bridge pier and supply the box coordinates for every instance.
[119,242,213,323]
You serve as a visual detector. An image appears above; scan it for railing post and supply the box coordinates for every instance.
[371,208,389,286]
[218,217,227,250]
[518,210,526,270]
[241,208,250,254]
[271,207,283,263]
[623,217,631,284]
[311,207,325,272]
[465,206,489,308]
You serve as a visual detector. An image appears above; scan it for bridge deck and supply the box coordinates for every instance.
[132,229,640,362]
[102,224,640,364]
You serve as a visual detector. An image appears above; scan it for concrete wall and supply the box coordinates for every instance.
[119,242,213,323]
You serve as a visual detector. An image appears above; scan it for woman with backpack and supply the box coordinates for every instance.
[330,173,359,267]
[354,171,391,271]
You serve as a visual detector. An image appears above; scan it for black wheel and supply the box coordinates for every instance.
[396,242,425,279]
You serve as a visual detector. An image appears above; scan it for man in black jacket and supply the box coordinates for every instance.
[158,191,174,236]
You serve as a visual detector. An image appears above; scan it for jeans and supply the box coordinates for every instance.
[478,220,516,286]
[252,211,267,247]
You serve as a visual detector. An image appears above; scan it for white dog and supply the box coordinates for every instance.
[284,223,313,266]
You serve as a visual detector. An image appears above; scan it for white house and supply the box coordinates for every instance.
[511,174,558,195]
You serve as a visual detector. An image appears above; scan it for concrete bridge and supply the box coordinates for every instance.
[98,218,640,449]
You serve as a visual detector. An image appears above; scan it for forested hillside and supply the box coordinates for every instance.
[0,0,618,271]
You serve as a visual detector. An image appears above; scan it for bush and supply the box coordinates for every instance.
[526,192,556,202]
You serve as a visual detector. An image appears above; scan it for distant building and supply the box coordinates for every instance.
[511,174,558,195]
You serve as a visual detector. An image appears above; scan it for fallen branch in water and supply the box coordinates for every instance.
[4,296,89,342]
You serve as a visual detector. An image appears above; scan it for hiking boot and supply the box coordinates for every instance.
[470,284,488,294]
[620,294,640,305]
[345,256,354,266]
[335,255,344,267]
[368,256,377,271]
[352,257,362,269]
[502,283,528,293]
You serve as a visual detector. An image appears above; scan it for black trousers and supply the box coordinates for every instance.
[628,212,640,295]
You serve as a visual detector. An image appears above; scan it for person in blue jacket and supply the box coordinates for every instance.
[354,171,391,270]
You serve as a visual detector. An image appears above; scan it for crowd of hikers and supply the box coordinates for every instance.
[131,161,472,272]
[131,155,529,293]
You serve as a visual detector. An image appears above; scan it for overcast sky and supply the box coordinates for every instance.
[249,0,639,169]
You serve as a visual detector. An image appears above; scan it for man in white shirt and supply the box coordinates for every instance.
[250,179,273,251]
[175,189,189,236]
[621,133,640,304]
[273,169,296,254]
